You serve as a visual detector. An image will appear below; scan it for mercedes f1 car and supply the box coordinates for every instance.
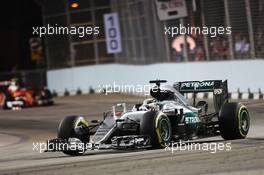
[47,80,250,156]
[0,79,54,110]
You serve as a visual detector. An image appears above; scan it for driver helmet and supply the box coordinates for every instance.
[8,78,20,92]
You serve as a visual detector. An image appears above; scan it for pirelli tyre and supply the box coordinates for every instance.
[38,88,54,106]
[58,116,89,156]
[140,111,172,148]
[219,102,250,140]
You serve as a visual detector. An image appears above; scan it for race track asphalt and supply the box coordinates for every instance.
[0,94,263,175]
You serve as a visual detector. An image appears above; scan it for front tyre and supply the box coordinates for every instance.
[140,111,172,148]
[58,116,89,156]
[219,102,250,140]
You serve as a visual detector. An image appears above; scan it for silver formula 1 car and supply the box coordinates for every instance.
[46,80,250,156]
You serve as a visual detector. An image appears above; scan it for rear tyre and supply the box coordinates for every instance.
[219,102,250,140]
[140,111,171,148]
[58,116,89,156]
[39,88,54,105]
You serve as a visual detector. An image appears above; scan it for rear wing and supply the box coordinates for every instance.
[173,80,227,94]
[173,80,229,112]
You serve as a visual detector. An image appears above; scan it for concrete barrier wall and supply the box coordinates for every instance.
[47,60,264,94]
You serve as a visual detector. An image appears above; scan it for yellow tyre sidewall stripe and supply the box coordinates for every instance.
[75,117,89,128]
[238,105,248,137]
[155,113,166,147]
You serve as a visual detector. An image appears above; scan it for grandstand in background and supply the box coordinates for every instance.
[37,0,264,69]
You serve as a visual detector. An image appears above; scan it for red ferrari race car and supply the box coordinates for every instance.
[0,79,54,110]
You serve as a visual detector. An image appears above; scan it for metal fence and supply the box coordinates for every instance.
[39,0,264,69]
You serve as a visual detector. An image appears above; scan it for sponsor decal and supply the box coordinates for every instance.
[185,116,200,124]
[214,88,223,95]
[181,81,214,90]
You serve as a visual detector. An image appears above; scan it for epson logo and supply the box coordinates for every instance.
[181,81,214,88]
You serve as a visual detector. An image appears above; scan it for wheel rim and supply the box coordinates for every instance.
[74,117,88,135]
[240,110,249,132]
[160,119,170,141]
